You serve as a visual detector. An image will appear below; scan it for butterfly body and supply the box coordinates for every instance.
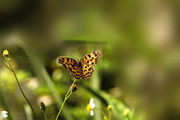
[58,50,102,79]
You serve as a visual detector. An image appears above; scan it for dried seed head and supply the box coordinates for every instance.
[40,101,46,112]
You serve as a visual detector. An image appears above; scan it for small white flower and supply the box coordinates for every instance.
[0,111,8,119]
[87,98,95,116]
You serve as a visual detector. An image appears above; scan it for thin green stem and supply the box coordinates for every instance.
[43,112,47,120]
[108,111,112,120]
[55,79,77,120]
[65,79,76,98]
[0,60,13,72]
[55,97,66,120]
[7,61,39,120]
[130,107,135,120]
[94,108,108,120]
[66,91,73,99]
[101,111,108,120]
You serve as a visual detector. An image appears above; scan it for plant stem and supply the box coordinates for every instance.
[0,60,13,72]
[130,107,135,120]
[43,112,47,120]
[55,79,77,120]
[108,111,112,120]
[0,70,14,120]
[55,97,66,120]
[7,61,39,120]
[95,108,108,120]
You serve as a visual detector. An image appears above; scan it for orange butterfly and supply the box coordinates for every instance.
[58,50,102,79]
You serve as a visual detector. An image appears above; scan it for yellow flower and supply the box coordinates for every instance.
[87,104,91,111]
[3,50,9,56]
[3,50,10,60]
[123,108,130,117]
[87,98,95,116]
[107,105,112,111]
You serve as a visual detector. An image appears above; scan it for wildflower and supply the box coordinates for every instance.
[123,108,130,117]
[0,111,8,119]
[40,102,46,112]
[3,50,8,56]
[107,105,112,111]
[104,116,108,120]
[72,84,77,92]
[87,98,95,116]
[3,50,10,60]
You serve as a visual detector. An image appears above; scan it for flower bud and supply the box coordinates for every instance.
[107,105,112,111]
[3,50,10,60]
[72,84,77,92]
[40,101,46,112]
[123,108,130,117]
[104,116,108,120]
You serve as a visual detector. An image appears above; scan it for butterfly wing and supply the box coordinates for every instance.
[81,62,95,79]
[59,50,102,79]
[80,50,102,79]
[80,50,102,66]
[58,57,82,79]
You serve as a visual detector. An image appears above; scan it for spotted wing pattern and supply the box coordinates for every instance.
[80,50,102,66]
[58,50,102,80]
[81,63,95,79]
[80,50,102,79]
[58,57,82,79]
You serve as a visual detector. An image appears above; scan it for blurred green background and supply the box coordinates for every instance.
[0,0,180,120]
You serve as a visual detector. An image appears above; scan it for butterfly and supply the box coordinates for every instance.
[58,50,102,79]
